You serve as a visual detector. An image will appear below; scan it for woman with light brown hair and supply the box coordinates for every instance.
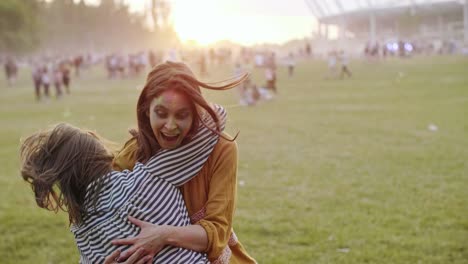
[111,61,256,263]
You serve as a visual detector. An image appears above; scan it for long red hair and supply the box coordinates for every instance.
[134,61,247,163]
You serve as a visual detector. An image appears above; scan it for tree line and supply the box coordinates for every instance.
[0,0,178,55]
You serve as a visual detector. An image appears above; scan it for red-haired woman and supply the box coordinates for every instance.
[111,61,256,264]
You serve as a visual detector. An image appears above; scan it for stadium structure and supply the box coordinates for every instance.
[305,0,468,53]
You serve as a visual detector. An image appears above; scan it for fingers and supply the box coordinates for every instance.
[119,246,138,262]
[144,255,155,264]
[139,255,153,264]
[124,248,146,264]
[112,237,136,245]
[104,249,120,264]
[128,216,148,227]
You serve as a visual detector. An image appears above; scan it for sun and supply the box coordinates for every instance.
[171,2,316,46]
[124,0,316,46]
[171,0,285,46]
[171,0,228,45]
[172,16,223,45]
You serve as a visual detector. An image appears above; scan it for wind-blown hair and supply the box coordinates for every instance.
[134,61,247,163]
[19,123,114,225]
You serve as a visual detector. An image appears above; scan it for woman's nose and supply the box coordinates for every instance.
[164,117,177,130]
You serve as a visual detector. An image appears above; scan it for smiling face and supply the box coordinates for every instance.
[148,89,194,150]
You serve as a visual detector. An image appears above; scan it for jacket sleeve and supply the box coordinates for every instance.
[196,140,238,261]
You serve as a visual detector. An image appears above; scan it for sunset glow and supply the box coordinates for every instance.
[123,0,316,46]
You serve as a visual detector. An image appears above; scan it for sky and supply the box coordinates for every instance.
[122,0,317,45]
[85,0,452,46]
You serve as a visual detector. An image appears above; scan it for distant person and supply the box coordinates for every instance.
[398,40,405,57]
[73,55,83,77]
[370,42,379,58]
[32,64,43,101]
[364,42,371,58]
[234,63,258,106]
[326,51,337,79]
[339,50,352,79]
[117,55,126,78]
[4,57,18,87]
[382,43,388,58]
[250,83,261,103]
[265,52,277,94]
[305,42,312,58]
[254,53,264,67]
[240,76,260,106]
[287,52,296,78]
[40,66,51,101]
[60,61,71,94]
[265,67,276,94]
[53,67,63,99]
[107,54,118,79]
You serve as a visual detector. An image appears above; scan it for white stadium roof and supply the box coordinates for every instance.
[307,0,467,43]
[305,0,464,23]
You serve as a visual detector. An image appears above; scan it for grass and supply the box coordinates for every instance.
[0,56,467,263]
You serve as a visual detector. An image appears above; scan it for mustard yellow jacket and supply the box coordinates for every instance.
[113,135,256,264]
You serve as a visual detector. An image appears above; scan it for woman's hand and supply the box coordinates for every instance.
[104,248,152,264]
[111,216,173,262]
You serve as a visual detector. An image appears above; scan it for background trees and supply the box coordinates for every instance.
[0,0,40,53]
[1,0,178,54]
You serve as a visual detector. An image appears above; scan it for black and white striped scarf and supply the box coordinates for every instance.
[70,105,227,263]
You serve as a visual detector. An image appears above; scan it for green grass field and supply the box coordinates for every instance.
[1,56,467,263]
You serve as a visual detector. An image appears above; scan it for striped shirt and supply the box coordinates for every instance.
[70,105,227,264]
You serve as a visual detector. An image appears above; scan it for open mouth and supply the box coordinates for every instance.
[160,132,179,142]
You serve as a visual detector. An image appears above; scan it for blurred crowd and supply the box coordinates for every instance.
[1,42,315,106]
[3,38,463,104]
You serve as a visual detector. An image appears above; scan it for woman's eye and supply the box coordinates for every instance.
[156,111,167,118]
[176,112,190,119]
